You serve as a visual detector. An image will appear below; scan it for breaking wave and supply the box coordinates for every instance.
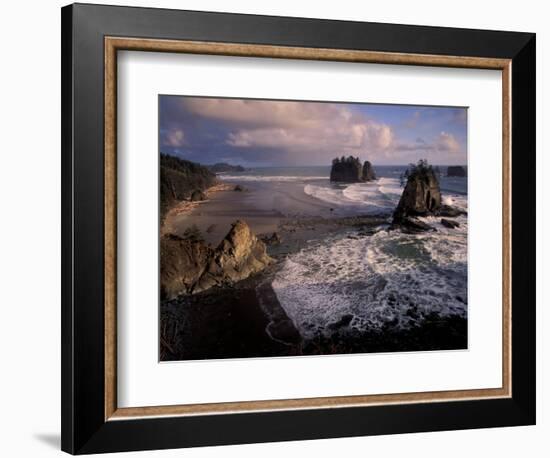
[272,217,468,340]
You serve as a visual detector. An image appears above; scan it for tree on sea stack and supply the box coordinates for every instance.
[330,155,377,182]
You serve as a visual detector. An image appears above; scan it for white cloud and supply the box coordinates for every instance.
[183,98,396,162]
[164,128,185,147]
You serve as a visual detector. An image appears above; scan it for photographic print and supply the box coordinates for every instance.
[159,96,468,361]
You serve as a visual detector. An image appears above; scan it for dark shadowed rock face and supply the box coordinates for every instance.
[330,156,376,182]
[160,234,214,300]
[330,157,363,182]
[441,218,460,229]
[362,161,376,181]
[394,166,441,220]
[447,166,467,177]
[160,154,218,220]
[161,220,273,299]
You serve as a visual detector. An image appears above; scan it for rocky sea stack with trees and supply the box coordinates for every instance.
[392,159,466,233]
[330,156,377,182]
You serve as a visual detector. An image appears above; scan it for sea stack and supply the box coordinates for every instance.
[392,160,441,232]
[362,160,376,181]
[446,165,467,177]
[330,156,377,182]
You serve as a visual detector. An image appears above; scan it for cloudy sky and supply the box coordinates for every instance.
[159,95,467,166]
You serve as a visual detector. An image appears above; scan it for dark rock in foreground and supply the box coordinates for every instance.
[160,234,214,300]
[447,165,467,177]
[439,204,467,217]
[441,218,460,228]
[330,156,377,182]
[398,216,437,234]
[160,220,273,299]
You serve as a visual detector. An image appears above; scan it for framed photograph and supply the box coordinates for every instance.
[61,3,536,454]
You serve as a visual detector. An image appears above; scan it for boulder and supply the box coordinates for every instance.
[189,189,207,201]
[193,220,274,293]
[234,184,247,192]
[447,166,467,177]
[362,160,376,181]
[441,218,460,229]
[438,204,467,217]
[160,234,213,300]
[396,216,436,234]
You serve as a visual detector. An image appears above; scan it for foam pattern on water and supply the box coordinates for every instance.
[303,178,402,214]
[272,209,467,339]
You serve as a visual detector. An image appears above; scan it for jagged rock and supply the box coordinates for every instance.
[362,160,376,181]
[441,218,460,229]
[161,221,273,299]
[447,166,467,177]
[393,162,441,233]
[193,220,274,293]
[160,234,214,300]
[189,189,207,201]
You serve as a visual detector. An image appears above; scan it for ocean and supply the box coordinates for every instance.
[220,165,468,339]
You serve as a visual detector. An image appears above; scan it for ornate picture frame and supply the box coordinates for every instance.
[61,3,535,454]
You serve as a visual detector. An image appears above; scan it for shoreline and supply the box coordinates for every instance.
[161,182,234,236]
[160,174,468,361]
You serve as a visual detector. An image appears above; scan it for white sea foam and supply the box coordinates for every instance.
[304,178,402,214]
[272,222,467,340]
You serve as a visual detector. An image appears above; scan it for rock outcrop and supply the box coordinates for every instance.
[447,166,467,177]
[392,161,441,232]
[195,221,273,293]
[330,156,377,182]
[441,218,460,229]
[394,162,441,218]
[161,220,273,299]
[160,234,214,300]
[160,153,218,220]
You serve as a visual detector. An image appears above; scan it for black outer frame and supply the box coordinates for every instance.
[61,3,536,454]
